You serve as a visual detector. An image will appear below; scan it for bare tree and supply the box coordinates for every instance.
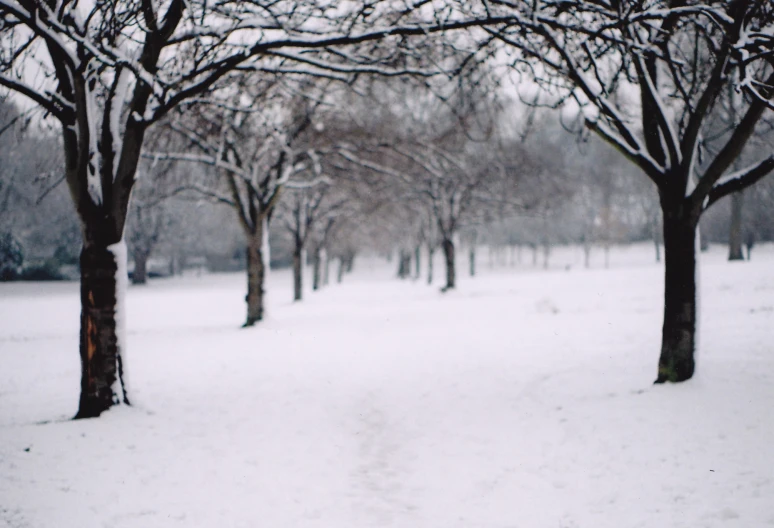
[475,0,774,382]
[0,0,525,417]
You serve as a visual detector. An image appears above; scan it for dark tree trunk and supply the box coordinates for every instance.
[442,238,455,291]
[728,191,745,260]
[323,252,330,285]
[468,246,476,277]
[414,246,421,279]
[312,247,321,291]
[244,231,266,327]
[745,232,755,261]
[293,247,302,302]
[345,252,354,273]
[656,210,697,384]
[397,250,411,279]
[132,251,149,285]
[427,245,435,285]
[75,239,129,419]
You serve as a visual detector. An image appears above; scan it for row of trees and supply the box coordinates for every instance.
[1,0,772,418]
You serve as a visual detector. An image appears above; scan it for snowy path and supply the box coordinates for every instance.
[1,244,773,527]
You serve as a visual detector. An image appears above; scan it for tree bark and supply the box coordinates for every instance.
[312,247,321,291]
[244,230,266,327]
[414,245,421,279]
[132,251,149,285]
[323,252,330,285]
[728,191,745,260]
[75,239,129,419]
[427,244,435,285]
[397,250,411,279]
[442,238,455,291]
[655,210,697,384]
[293,246,302,301]
[468,245,476,277]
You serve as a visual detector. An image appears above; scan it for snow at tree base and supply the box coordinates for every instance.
[1,243,772,528]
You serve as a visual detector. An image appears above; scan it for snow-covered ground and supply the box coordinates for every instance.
[1,243,773,528]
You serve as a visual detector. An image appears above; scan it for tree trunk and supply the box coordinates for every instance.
[583,242,591,269]
[312,247,321,291]
[427,245,435,285]
[656,212,697,384]
[244,231,266,327]
[337,257,345,283]
[468,246,476,277]
[132,251,149,285]
[75,239,130,419]
[652,213,662,263]
[323,251,330,285]
[414,246,421,279]
[442,238,455,291]
[542,243,550,270]
[293,247,302,302]
[397,250,411,279]
[728,191,745,260]
[345,252,354,273]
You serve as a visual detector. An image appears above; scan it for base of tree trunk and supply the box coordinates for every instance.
[442,238,455,291]
[654,214,697,384]
[75,241,129,419]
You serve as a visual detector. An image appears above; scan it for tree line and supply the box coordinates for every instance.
[1,0,772,418]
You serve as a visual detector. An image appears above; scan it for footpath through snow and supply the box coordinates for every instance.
[1,243,773,528]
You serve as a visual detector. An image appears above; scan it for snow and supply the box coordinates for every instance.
[108,239,129,402]
[1,242,773,528]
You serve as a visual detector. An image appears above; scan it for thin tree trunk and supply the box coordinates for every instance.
[76,239,130,419]
[652,213,662,263]
[442,238,455,291]
[293,247,302,301]
[728,191,745,260]
[323,251,330,285]
[427,245,435,285]
[132,251,149,285]
[312,247,321,291]
[542,243,550,270]
[414,246,421,279]
[583,242,591,268]
[337,257,345,283]
[469,245,476,277]
[244,229,266,327]
[656,211,697,383]
[345,252,354,273]
[397,250,411,279]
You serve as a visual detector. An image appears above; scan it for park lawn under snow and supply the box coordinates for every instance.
[1,243,773,528]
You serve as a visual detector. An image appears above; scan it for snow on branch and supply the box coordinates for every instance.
[704,155,774,211]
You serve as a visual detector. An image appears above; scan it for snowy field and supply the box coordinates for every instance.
[1,243,773,528]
